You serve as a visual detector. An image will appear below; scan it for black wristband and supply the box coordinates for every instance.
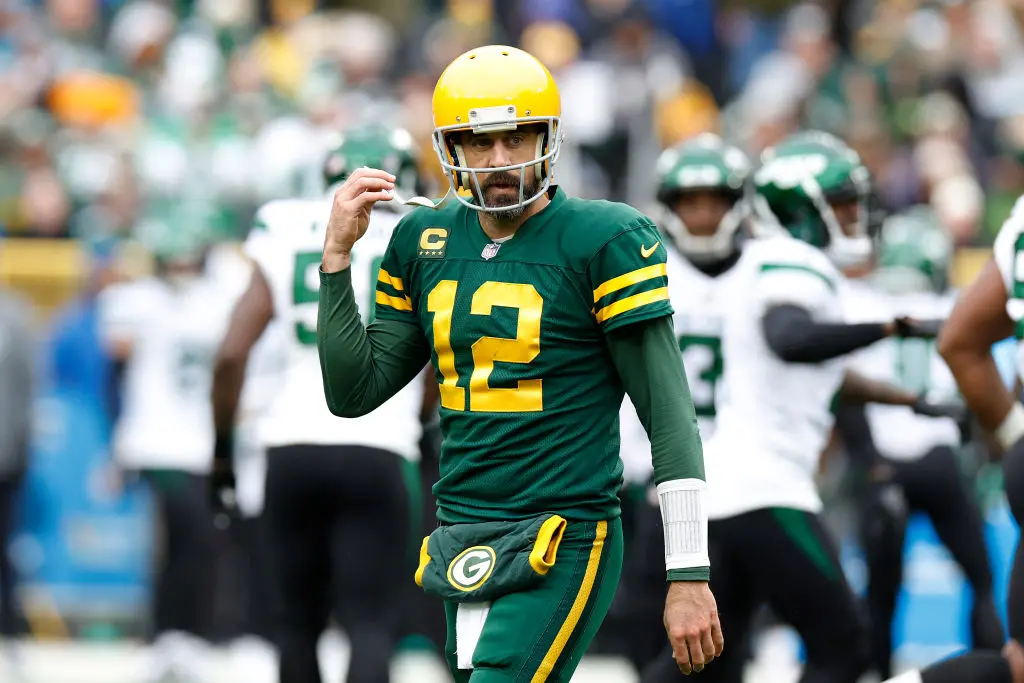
[214,432,234,463]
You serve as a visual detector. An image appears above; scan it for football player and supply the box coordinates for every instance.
[841,208,1003,678]
[317,45,722,682]
[638,131,958,683]
[881,198,1024,683]
[100,215,246,683]
[210,123,433,683]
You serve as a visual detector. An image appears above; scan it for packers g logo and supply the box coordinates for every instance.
[446,546,496,592]
[418,227,448,259]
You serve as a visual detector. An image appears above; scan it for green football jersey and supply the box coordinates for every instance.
[374,187,673,523]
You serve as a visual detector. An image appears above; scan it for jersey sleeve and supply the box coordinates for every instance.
[242,210,278,275]
[372,222,416,323]
[993,196,1024,297]
[588,220,674,333]
[753,248,840,317]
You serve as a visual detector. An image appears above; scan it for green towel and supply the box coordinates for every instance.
[414,514,567,603]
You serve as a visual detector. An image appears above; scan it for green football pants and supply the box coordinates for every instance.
[443,517,624,683]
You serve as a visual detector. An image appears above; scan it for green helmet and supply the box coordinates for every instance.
[321,124,421,197]
[754,130,873,268]
[654,133,752,264]
[872,207,952,294]
[136,200,217,266]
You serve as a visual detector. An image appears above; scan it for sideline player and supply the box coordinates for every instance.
[316,45,722,682]
[880,200,1024,682]
[210,124,432,683]
[100,218,244,683]
[841,208,1003,678]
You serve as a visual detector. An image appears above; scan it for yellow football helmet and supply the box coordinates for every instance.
[431,45,563,213]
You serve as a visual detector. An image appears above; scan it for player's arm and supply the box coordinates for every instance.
[211,265,274,464]
[590,218,722,673]
[762,304,896,362]
[317,269,430,417]
[839,369,915,406]
[317,169,431,417]
[938,259,1019,447]
[588,219,708,579]
[607,317,708,579]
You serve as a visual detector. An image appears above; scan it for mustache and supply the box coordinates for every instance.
[481,171,521,190]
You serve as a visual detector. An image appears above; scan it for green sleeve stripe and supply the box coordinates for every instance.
[759,263,836,291]
[375,278,406,300]
[595,287,669,324]
[593,263,666,303]
[251,219,268,232]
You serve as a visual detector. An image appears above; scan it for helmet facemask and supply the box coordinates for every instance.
[432,105,563,215]
[661,188,749,266]
[802,169,873,269]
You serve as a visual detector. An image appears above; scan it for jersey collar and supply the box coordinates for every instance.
[464,186,566,259]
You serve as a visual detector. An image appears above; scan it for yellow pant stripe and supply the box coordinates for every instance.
[592,263,666,303]
[530,520,608,683]
[375,290,413,311]
[594,287,669,323]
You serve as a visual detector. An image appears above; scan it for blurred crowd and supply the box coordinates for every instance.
[2,0,1024,267]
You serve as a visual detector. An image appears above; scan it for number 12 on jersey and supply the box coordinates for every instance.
[427,279,544,413]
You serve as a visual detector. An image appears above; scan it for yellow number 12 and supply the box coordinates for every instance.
[427,280,544,413]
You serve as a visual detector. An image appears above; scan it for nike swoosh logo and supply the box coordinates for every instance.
[640,241,660,259]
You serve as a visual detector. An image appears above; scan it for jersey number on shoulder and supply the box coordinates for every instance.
[678,335,722,417]
[428,280,543,413]
[292,251,384,345]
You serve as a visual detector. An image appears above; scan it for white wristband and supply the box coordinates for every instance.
[657,479,709,570]
[995,402,1024,451]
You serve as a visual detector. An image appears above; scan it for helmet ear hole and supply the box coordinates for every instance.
[535,132,547,183]
[446,135,469,189]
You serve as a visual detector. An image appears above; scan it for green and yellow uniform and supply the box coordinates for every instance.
[318,45,707,683]
[374,187,673,523]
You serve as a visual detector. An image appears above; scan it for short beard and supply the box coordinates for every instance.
[476,171,538,222]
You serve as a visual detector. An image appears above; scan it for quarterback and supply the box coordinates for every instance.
[316,45,721,682]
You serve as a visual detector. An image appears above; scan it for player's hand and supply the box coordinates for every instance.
[664,581,724,675]
[210,458,237,515]
[322,168,396,272]
[893,317,944,339]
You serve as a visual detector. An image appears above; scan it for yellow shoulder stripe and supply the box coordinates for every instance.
[375,291,413,312]
[594,287,668,323]
[592,263,666,303]
[377,269,405,291]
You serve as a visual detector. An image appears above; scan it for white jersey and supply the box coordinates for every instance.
[843,279,961,461]
[994,195,1024,381]
[702,235,846,519]
[100,272,246,473]
[618,242,744,484]
[244,198,424,460]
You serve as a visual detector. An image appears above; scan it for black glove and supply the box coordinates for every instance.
[912,395,968,423]
[894,317,944,339]
[210,433,237,514]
